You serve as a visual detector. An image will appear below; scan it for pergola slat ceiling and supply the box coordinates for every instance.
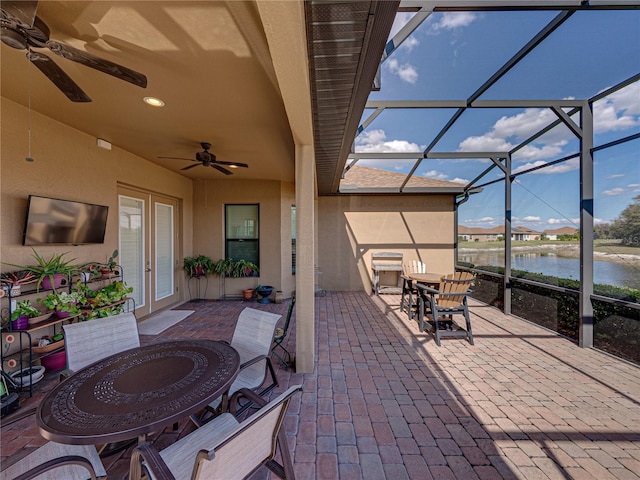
[306,0,639,196]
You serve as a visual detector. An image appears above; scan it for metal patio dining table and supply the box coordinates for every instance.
[36,339,240,446]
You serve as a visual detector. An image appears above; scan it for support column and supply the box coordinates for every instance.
[504,155,512,316]
[579,102,594,348]
[295,144,316,373]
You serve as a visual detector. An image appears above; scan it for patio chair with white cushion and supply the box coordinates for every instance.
[130,385,303,480]
[400,260,427,319]
[0,408,106,480]
[194,308,281,425]
[62,312,140,375]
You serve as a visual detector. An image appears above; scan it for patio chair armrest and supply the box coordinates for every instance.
[130,442,175,480]
[228,388,268,415]
[16,455,99,480]
[239,354,268,370]
[416,284,439,295]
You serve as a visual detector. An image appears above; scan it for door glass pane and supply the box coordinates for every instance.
[155,202,174,300]
[119,195,144,308]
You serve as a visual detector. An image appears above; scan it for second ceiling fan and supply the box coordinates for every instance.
[159,142,249,175]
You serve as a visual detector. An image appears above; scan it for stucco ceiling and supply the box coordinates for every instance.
[1,1,298,182]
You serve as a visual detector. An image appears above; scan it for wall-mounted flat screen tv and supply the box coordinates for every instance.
[23,195,109,246]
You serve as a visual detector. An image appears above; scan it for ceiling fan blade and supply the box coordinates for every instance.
[1,1,38,28]
[158,156,196,161]
[215,160,249,168]
[27,50,91,102]
[211,164,233,175]
[46,40,147,88]
[181,163,201,171]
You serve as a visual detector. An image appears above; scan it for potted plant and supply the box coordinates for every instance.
[231,259,259,278]
[212,258,259,299]
[10,300,40,329]
[39,291,85,318]
[99,249,119,275]
[183,254,215,277]
[4,248,78,292]
[1,270,37,297]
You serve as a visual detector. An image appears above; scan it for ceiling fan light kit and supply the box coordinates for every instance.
[1,1,148,103]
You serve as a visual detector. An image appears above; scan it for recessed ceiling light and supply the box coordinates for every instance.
[143,96,165,107]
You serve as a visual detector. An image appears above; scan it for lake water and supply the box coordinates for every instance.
[458,250,640,290]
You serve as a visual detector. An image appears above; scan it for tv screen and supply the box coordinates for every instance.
[23,195,109,246]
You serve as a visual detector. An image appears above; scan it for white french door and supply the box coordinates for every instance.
[118,187,179,317]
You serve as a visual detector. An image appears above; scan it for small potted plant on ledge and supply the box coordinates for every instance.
[4,248,77,292]
[39,290,85,319]
[99,249,119,276]
[1,270,37,297]
[10,300,40,330]
[183,255,215,278]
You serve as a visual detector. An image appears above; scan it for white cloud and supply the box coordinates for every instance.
[421,170,469,184]
[608,174,624,179]
[456,82,639,166]
[593,82,640,133]
[431,12,477,32]
[628,183,640,188]
[355,129,425,153]
[524,216,541,222]
[512,158,579,175]
[548,218,563,224]
[602,187,625,196]
[386,58,418,84]
[423,170,448,180]
[465,216,496,225]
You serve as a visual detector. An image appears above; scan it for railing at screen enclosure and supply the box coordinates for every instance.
[455,263,640,366]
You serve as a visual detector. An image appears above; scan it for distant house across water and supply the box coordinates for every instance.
[459,225,579,242]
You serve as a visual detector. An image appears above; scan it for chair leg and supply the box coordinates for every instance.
[432,309,442,346]
[463,302,474,345]
[271,341,291,370]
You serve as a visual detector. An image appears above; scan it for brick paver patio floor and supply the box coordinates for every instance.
[2,291,639,479]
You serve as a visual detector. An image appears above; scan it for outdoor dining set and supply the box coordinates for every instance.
[1,302,299,480]
[398,260,475,346]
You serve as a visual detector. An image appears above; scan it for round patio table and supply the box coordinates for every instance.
[37,339,240,445]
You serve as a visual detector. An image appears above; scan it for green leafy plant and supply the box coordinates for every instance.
[38,291,85,316]
[4,248,78,292]
[213,258,259,278]
[11,300,40,321]
[183,254,215,277]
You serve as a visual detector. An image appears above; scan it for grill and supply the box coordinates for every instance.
[371,252,403,295]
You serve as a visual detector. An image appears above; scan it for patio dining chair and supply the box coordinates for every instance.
[400,260,427,319]
[271,297,295,370]
[130,385,303,480]
[193,308,281,425]
[62,312,140,376]
[0,408,106,480]
[416,271,474,346]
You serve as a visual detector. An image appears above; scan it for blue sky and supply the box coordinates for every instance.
[355,9,640,231]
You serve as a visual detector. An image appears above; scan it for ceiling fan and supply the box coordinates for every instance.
[0,0,147,102]
[159,142,249,175]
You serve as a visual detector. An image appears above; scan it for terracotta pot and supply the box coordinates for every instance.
[242,288,255,300]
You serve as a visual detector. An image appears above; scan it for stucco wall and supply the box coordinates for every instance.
[1,98,193,286]
[191,178,295,299]
[318,195,456,291]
